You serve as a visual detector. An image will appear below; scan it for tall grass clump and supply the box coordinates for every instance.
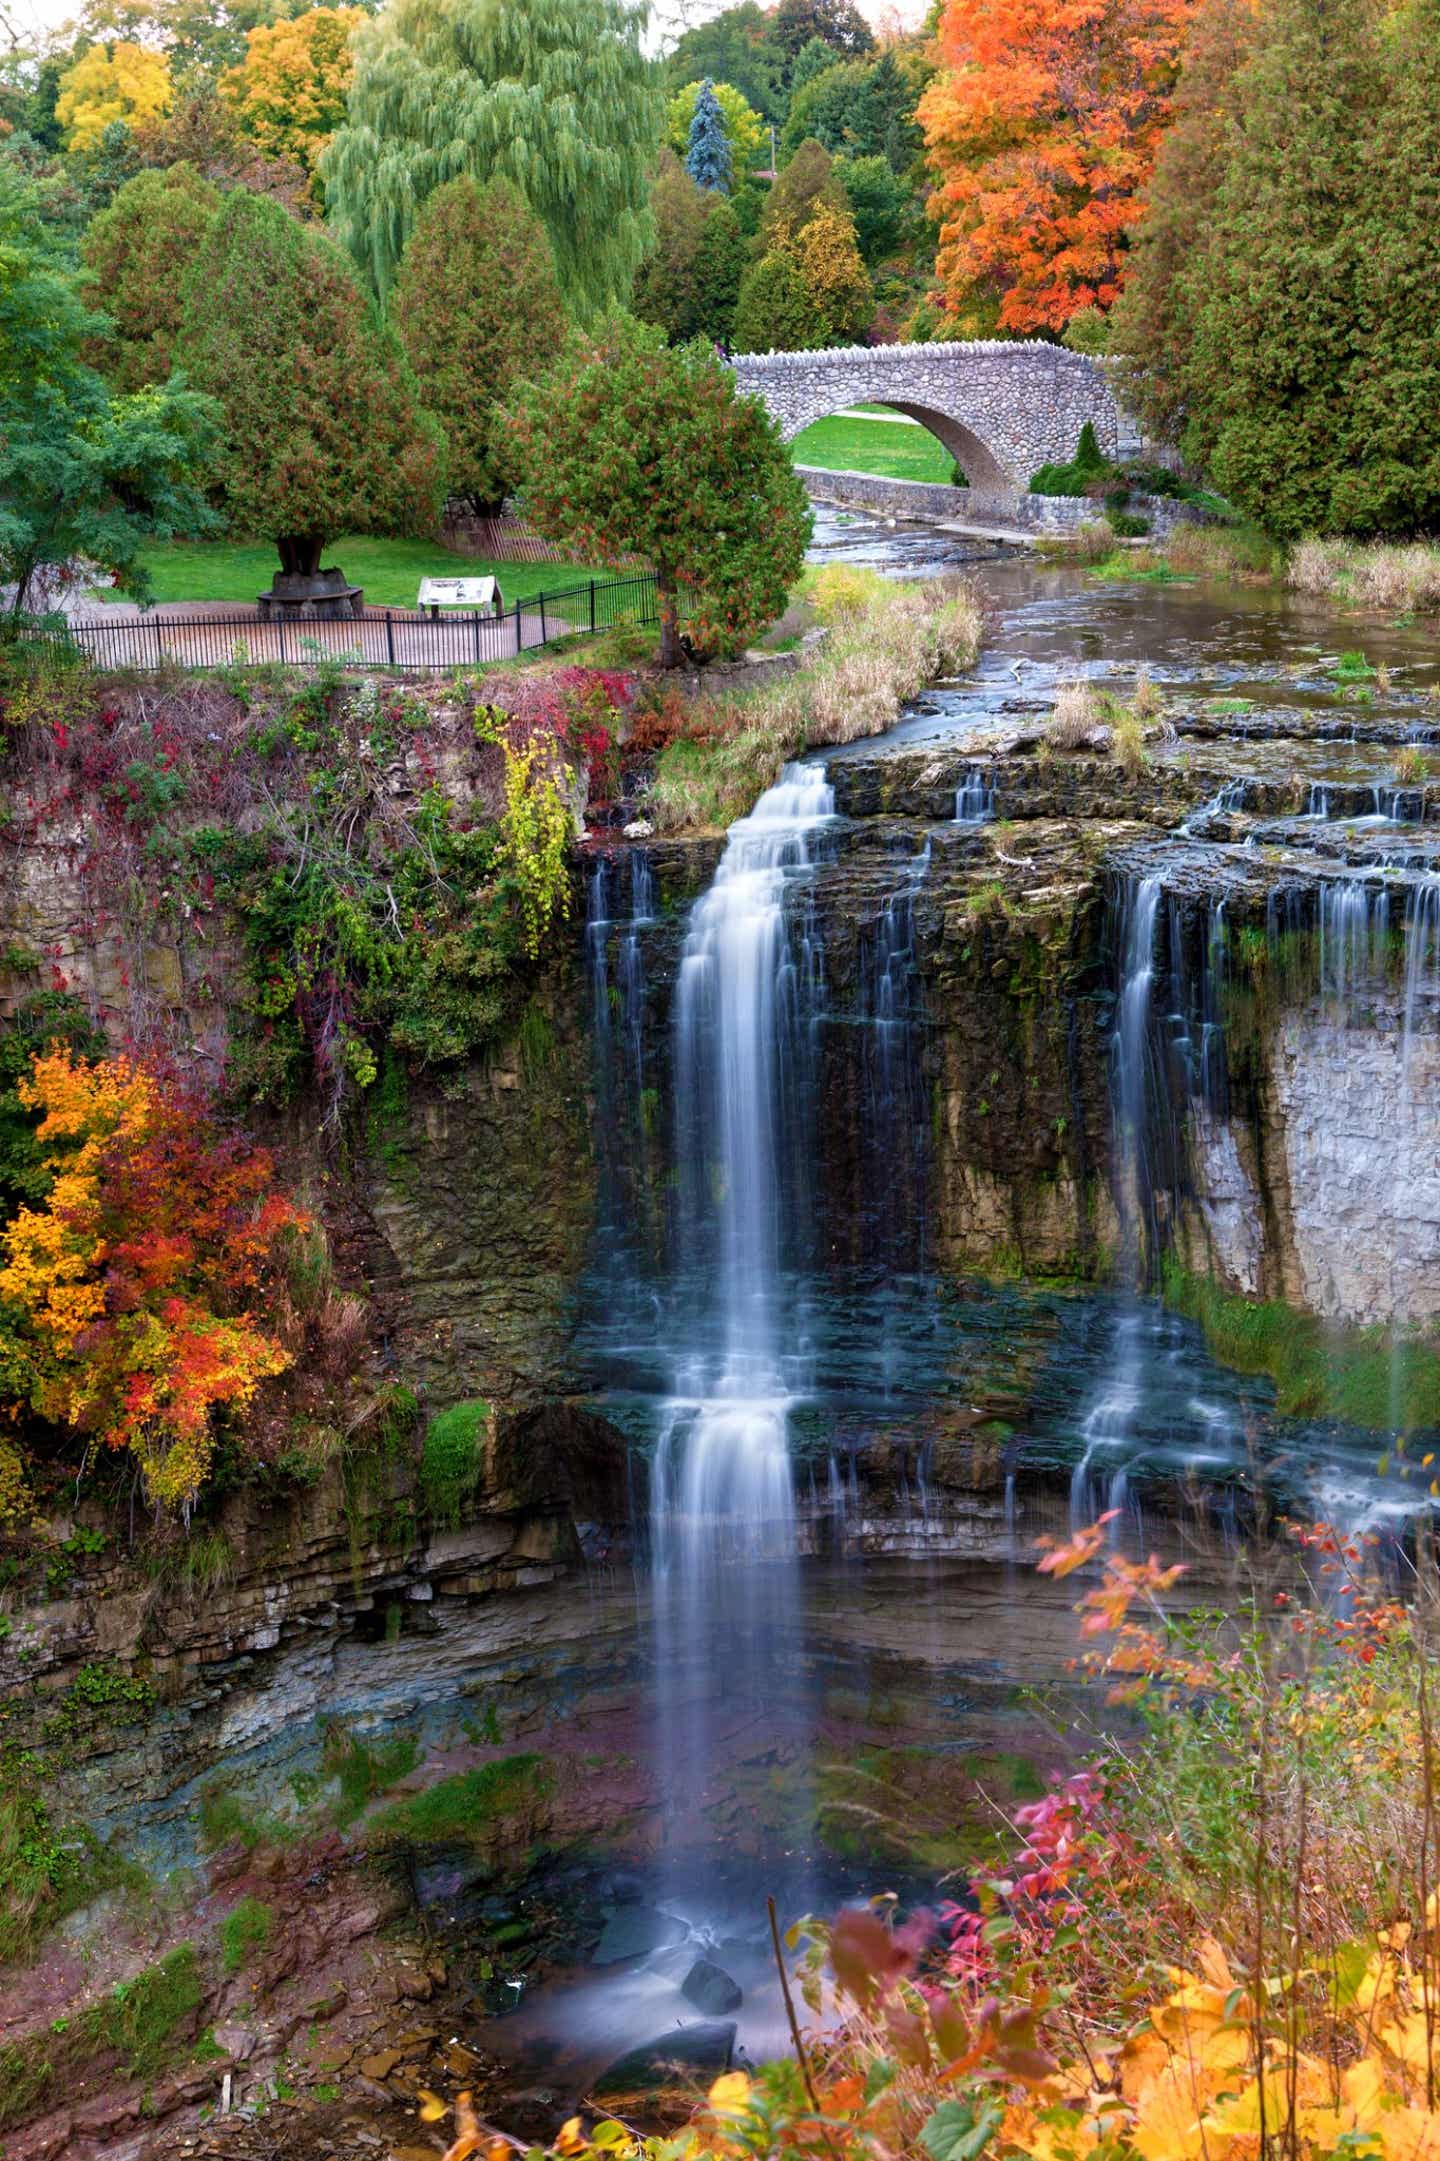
[647,571,982,833]
[1164,521,1284,580]
[1289,536,1440,616]
[1046,678,1103,748]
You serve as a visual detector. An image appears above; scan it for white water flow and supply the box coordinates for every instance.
[1073,877,1162,1526]
[651,763,835,1860]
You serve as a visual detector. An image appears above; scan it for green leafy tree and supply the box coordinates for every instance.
[788,36,838,98]
[665,5,786,126]
[782,49,926,170]
[0,169,218,614]
[779,56,865,162]
[175,190,443,583]
[320,0,662,311]
[772,0,874,64]
[80,163,222,392]
[837,152,911,266]
[692,198,748,347]
[758,134,845,248]
[1172,0,1378,535]
[685,77,733,192]
[510,315,811,665]
[633,147,714,343]
[393,175,566,516]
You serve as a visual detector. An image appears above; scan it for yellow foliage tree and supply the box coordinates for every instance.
[0,1050,305,1508]
[55,40,173,151]
[666,79,767,177]
[223,6,364,182]
[782,200,874,341]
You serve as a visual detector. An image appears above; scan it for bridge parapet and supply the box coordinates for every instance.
[731,341,1121,499]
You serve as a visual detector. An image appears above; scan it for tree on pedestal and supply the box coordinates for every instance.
[175,190,443,602]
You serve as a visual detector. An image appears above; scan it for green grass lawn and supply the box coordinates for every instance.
[790,409,961,486]
[102,535,610,610]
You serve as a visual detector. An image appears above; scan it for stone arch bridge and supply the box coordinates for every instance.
[731,341,1126,502]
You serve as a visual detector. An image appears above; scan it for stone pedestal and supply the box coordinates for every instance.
[255,567,365,621]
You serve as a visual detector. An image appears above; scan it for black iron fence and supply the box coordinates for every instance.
[10,571,661,676]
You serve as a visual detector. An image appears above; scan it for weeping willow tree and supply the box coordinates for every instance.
[320,0,662,312]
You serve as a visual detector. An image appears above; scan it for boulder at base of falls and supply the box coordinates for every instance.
[594,2019,738,2095]
[681,1957,744,2014]
[590,1906,689,1966]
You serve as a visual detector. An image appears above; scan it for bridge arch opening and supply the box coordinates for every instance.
[791,399,1016,498]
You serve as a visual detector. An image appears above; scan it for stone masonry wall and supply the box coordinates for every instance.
[795,464,1203,537]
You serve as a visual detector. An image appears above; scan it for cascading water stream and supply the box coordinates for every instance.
[1073,876,1161,1524]
[650,762,835,1866]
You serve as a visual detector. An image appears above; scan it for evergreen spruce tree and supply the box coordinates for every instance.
[1179,0,1379,536]
[685,78,732,191]
[1331,0,1440,534]
[393,176,566,515]
[320,0,662,309]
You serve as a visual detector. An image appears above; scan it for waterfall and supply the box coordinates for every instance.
[1318,878,1389,1008]
[651,762,835,1858]
[1402,879,1440,1081]
[1113,876,1163,1261]
[954,766,995,823]
[1074,876,1161,1526]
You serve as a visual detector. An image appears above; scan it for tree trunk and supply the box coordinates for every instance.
[276,534,326,579]
[657,575,684,668]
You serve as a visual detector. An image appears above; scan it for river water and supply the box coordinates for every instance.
[483,511,1440,2111]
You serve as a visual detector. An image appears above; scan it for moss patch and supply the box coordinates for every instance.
[0,1943,203,2129]
[1164,1261,1440,1431]
[366,1753,554,1850]
[219,1896,273,1974]
[420,1400,491,1527]
[816,1745,1047,1875]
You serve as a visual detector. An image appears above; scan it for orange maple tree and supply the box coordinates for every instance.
[0,1049,306,1508]
[919,0,1196,335]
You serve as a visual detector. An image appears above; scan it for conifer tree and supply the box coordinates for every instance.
[176,192,443,583]
[510,316,810,665]
[692,198,748,346]
[733,249,820,350]
[320,0,662,310]
[758,136,845,248]
[685,79,734,191]
[1109,0,1253,443]
[633,148,713,342]
[81,163,222,392]
[393,176,567,516]
[1331,0,1440,534]
[1180,0,1378,535]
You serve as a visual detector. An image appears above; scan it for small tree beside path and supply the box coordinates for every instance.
[509,317,811,667]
